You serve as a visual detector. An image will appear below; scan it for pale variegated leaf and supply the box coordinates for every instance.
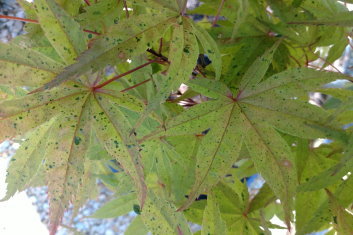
[38,14,178,91]
[0,42,63,87]
[34,0,87,64]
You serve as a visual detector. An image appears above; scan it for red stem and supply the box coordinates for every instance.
[83,29,101,35]
[0,15,38,24]
[93,59,159,89]
[84,0,91,6]
[120,78,152,92]
[212,0,226,27]
[0,15,101,36]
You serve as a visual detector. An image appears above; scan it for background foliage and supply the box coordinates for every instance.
[1,0,353,234]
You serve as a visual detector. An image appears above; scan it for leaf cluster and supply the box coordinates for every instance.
[1,0,353,234]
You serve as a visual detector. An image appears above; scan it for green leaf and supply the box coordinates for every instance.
[141,191,192,235]
[38,14,177,91]
[77,0,124,33]
[34,0,87,64]
[178,104,243,211]
[289,11,353,27]
[239,40,281,92]
[1,118,56,201]
[201,191,227,235]
[141,137,196,203]
[247,184,276,214]
[298,135,353,192]
[0,42,63,87]
[0,81,150,234]
[133,17,199,128]
[326,189,353,234]
[140,51,348,226]
[125,216,149,235]
[91,193,137,218]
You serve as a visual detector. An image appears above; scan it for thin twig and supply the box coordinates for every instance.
[158,38,163,54]
[0,15,38,24]
[121,78,152,92]
[0,15,101,36]
[83,29,101,35]
[147,48,169,63]
[84,0,91,6]
[212,0,226,27]
[123,0,130,18]
[317,56,343,73]
[181,0,188,16]
[289,55,301,67]
[93,59,160,89]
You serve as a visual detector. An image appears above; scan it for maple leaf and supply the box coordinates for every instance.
[35,13,179,92]
[139,40,349,227]
[0,78,149,234]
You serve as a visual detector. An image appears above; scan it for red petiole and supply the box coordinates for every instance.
[120,78,152,92]
[0,15,101,35]
[84,0,91,6]
[93,59,160,90]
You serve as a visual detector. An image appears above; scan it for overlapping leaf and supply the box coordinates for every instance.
[140,191,192,235]
[34,0,87,64]
[0,42,63,87]
[133,16,221,128]
[0,79,151,234]
[201,191,227,235]
[140,41,348,226]
[37,13,179,91]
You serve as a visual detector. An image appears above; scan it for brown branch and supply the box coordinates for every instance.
[147,48,169,63]
[121,78,152,92]
[212,0,226,27]
[123,0,130,18]
[93,59,160,89]
[158,38,163,54]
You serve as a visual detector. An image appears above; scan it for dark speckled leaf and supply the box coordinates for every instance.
[140,51,349,227]
[34,0,87,64]
[0,42,63,87]
[0,81,150,235]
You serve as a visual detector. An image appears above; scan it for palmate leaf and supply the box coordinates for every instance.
[36,13,179,92]
[140,42,348,226]
[0,80,149,234]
